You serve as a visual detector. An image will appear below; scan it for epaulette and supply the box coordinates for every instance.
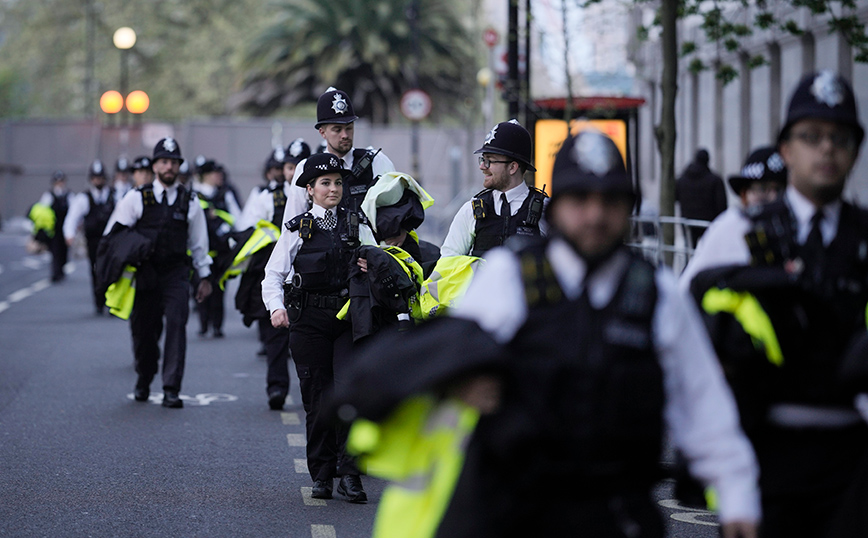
[471,189,491,221]
[287,212,314,240]
[140,185,156,206]
[515,238,562,307]
[472,188,492,199]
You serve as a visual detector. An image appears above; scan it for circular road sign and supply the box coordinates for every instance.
[401,89,432,121]
[483,27,499,48]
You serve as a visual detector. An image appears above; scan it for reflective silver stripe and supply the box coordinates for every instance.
[767,404,864,428]
[424,403,461,433]
[394,472,431,493]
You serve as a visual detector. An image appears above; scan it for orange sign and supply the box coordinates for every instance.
[533,119,628,193]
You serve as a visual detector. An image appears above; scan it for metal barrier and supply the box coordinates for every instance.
[628,214,711,272]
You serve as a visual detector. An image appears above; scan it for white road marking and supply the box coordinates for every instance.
[310,524,336,537]
[301,489,328,507]
[287,433,306,447]
[294,459,308,474]
[282,412,301,425]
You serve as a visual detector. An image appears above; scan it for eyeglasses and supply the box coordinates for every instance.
[791,130,857,151]
[478,156,513,169]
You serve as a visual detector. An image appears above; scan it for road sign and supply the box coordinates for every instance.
[400,89,432,121]
[483,27,499,48]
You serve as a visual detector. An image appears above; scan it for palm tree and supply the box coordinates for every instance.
[231,0,477,123]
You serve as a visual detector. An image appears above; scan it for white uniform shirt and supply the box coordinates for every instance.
[262,203,376,313]
[440,182,548,257]
[679,185,841,292]
[237,181,290,231]
[63,186,113,241]
[103,181,212,278]
[452,239,761,524]
[280,150,396,225]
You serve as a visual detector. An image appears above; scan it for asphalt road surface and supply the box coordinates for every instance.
[0,231,721,537]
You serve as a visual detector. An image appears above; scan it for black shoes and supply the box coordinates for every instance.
[162,391,183,408]
[337,475,367,503]
[311,479,333,499]
[213,329,224,338]
[256,345,268,356]
[134,386,150,402]
[268,390,286,411]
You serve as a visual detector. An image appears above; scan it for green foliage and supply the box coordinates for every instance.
[680,41,697,56]
[688,58,705,75]
[716,63,738,85]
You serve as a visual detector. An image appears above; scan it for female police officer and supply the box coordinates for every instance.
[262,152,374,503]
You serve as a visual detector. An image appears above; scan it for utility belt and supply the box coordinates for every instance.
[284,281,348,322]
[767,403,864,429]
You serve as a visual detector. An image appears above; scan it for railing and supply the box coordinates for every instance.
[628,214,712,272]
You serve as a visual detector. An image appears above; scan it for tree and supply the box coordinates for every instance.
[231,0,477,123]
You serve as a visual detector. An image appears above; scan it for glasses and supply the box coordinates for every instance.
[478,156,513,169]
[791,130,857,151]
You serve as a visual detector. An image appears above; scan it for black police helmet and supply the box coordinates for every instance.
[474,119,536,171]
[779,71,864,147]
[131,156,151,171]
[549,130,633,203]
[152,137,184,163]
[728,146,788,194]
[178,161,190,175]
[316,140,328,154]
[51,170,67,183]
[88,159,106,177]
[285,138,312,165]
[315,87,358,129]
[116,158,130,173]
[266,147,286,170]
[295,153,352,188]
[198,159,219,175]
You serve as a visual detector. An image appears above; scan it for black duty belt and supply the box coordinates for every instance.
[306,292,347,310]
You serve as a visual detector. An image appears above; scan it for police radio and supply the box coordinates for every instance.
[351,148,381,179]
[525,185,546,226]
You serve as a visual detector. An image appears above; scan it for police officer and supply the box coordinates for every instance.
[685,71,868,538]
[263,152,375,503]
[193,160,241,338]
[338,129,760,537]
[63,159,115,314]
[113,157,132,202]
[679,146,787,289]
[31,170,74,282]
[104,138,212,408]
[177,160,192,187]
[440,119,548,257]
[237,141,310,410]
[282,87,396,223]
[130,156,153,187]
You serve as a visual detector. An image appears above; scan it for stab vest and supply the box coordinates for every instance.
[136,184,191,271]
[51,192,69,236]
[286,206,360,294]
[84,189,115,241]
[470,187,547,257]
[270,183,287,229]
[716,198,868,406]
[341,148,377,212]
[487,240,663,487]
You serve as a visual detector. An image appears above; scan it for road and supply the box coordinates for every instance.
[0,231,721,537]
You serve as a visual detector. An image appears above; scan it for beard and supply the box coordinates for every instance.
[157,170,176,186]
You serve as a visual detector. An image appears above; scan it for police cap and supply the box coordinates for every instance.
[285,138,312,165]
[88,159,106,178]
[728,146,787,194]
[131,156,152,171]
[779,71,864,147]
[152,137,184,163]
[266,147,286,170]
[178,161,190,175]
[550,129,633,201]
[315,87,358,129]
[474,119,536,171]
[51,170,67,183]
[116,158,130,173]
[295,153,352,187]
[198,159,219,174]
[315,140,328,154]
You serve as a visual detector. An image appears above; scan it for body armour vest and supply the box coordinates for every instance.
[471,187,546,257]
[84,189,115,241]
[136,184,191,271]
[736,198,868,405]
[270,184,287,228]
[51,192,69,235]
[287,207,360,294]
[481,240,664,487]
[340,148,377,212]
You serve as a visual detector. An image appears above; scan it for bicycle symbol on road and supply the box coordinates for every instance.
[126,392,239,406]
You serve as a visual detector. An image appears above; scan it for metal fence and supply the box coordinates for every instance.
[628,214,711,272]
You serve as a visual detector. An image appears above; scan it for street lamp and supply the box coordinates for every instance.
[113,27,136,125]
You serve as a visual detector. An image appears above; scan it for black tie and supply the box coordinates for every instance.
[160,190,169,206]
[500,193,511,219]
[802,211,825,283]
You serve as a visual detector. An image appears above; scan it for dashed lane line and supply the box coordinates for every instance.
[301,488,328,507]
[0,278,51,316]
[294,459,308,474]
[287,433,307,447]
[282,412,301,425]
[311,524,336,538]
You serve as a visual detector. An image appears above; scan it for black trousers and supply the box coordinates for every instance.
[130,266,190,392]
[197,281,224,333]
[263,322,290,396]
[49,234,67,282]
[289,304,356,482]
[85,235,105,310]
[754,424,868,538]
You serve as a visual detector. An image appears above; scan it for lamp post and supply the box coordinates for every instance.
[112,27,136,126]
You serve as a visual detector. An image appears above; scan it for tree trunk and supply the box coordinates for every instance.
[656,0,678,266]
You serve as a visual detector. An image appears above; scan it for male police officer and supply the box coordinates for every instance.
[31,171,74,282]
[104,138,212,408]
[64,159,115,314]
[685,71,868,538]
[440,119,548,257]
[113,157,132,202]
[130,156,153,187]
[282,87,396,223]
[339,129,760,537]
